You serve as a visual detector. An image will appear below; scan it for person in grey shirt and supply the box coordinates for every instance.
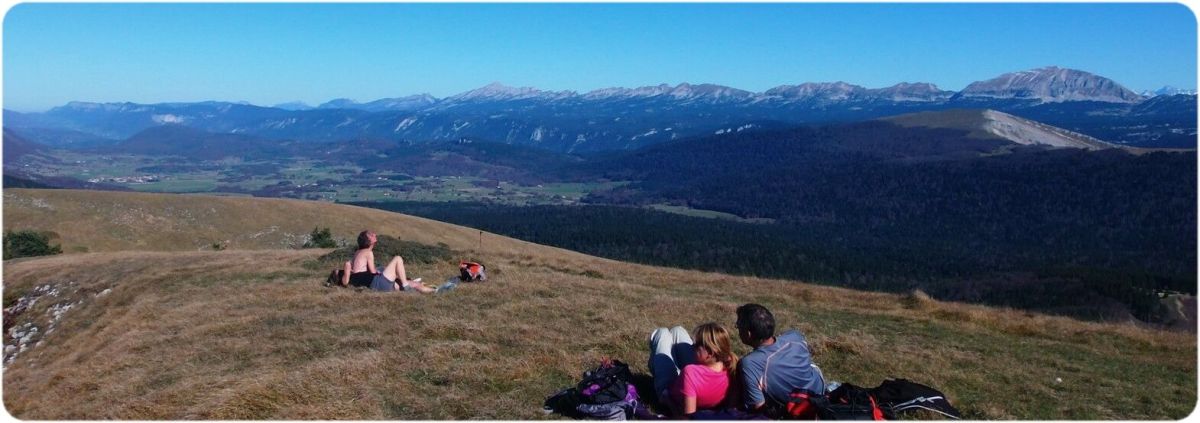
[734,303,825,415]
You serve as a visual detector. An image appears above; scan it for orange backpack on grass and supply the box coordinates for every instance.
[459,261,487,282]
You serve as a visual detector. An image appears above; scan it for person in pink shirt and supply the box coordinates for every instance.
[648,322,740,417]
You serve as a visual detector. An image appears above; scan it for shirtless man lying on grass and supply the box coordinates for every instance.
[340,230,435,293]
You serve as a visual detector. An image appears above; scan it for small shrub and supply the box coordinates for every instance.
[315,234,458,266]
[3,230,63,260]
[900,289,935,310]
[302,227,337,249]
[373,235,456,264]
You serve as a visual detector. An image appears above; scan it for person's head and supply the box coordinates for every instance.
[693,322,738,373]
[356,230,377,250]
[735,303,775,347]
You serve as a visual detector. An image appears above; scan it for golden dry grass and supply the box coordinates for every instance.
[1,189,1195,419]
[3,188,552,255]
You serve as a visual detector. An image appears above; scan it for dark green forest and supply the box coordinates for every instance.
[355,200,1193,323]
[350,123,1195,323]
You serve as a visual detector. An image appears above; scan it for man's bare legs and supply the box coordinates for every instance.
[380,256,408,284]
[380,256,435,293]
[341,261,352,286]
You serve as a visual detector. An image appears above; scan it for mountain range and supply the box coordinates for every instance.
[1141,86,1198,97]
[286,67,1156,107]
[6,108,1139,166]
[4,66,1196,152]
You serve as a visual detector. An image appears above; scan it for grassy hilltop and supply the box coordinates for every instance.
[2,189,1195,419]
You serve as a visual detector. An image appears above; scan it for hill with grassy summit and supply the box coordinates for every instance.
[881,109,1120,150]
[2,189,1195,419]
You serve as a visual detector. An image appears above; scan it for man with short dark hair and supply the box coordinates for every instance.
[734,303,825,415]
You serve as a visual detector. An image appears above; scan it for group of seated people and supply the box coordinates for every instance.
[649,303,824,418]
[340,229,816,416]
[337,230,439,293]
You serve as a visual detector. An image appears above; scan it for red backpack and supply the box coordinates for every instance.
[786,384,885,420]
[459,261,487,282]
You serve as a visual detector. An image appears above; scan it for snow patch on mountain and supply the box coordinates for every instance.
[395,117,417,132]
[632,128,659,140]
[151,114,184,124]
[1141,86,1198,97]
[266,118,297,129]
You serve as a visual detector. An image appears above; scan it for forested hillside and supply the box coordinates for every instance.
[575,122,1196,287]
[356,201,1194,323]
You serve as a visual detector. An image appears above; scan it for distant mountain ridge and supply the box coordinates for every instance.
[954,67,1143,103]
[33,109,1130,178]
[5,66,1195,151]
[306,67,1157,107]
[317,94,438,112]
[1141,86,1198,97]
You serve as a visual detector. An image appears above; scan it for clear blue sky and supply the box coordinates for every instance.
[4,3,1196,112]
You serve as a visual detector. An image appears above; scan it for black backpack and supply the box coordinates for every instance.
[575,359,633,405]
[821,383,886,420]
[543,359,638,419]
[785,379,962,420]
[784,384,884,420]
[869,379,961,420]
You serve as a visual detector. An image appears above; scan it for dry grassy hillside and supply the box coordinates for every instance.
[3,188,546,254]
[1,190,1195,419]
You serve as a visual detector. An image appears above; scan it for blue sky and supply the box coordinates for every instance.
[3,3,1196,112]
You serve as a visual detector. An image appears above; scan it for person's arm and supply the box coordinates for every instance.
[341,261,351,286]
[366,251,377,274]
[682,396,698,416]
[745,400,765,414]
[677,367,702,417]
[739,361,766,412]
